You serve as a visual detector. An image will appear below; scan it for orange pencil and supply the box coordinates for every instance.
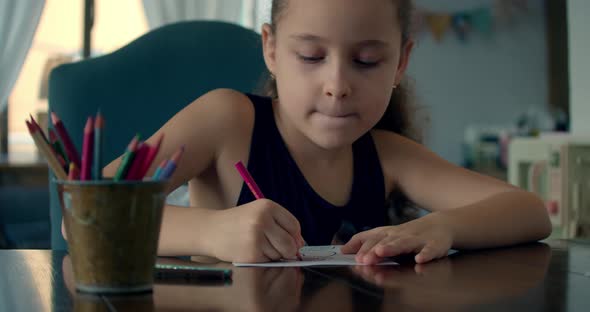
[68,163,79,180]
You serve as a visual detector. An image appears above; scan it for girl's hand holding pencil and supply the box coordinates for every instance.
[201,161,305,263]
[207,199,305,263]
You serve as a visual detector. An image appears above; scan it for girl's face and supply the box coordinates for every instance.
[262,0,413,149]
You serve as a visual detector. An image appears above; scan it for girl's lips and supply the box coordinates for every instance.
[313,112,358,127]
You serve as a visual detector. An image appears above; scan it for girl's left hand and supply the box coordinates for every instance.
[341,215,454,264]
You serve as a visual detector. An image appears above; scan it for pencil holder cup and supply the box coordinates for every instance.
[73,292,155,312]
[56,179,167,295]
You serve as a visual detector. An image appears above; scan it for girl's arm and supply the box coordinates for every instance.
[342,130,551,264]
[100,89,246,256]
[102,89,303,261]
[375,131,551,248]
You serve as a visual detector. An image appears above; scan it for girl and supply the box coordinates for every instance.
[103,0,551,264]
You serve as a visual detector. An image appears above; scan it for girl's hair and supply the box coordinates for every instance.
[263,0,421,142]
[262,0,423,223]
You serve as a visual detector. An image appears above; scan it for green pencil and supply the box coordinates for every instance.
[113,134,140,181]
[49,129,69,164]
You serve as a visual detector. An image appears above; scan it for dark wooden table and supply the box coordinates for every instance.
[1,240,589,311]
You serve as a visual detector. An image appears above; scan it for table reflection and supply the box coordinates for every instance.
[61,243,551,312]
[349,243,551,311]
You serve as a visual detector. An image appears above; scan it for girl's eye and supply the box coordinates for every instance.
[355,59,380,68]
[298,54,324,63]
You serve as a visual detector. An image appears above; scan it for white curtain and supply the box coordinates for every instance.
[0,0,45,111]
[142,0,257,29]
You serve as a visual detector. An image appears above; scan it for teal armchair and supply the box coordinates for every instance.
[48,21,268,250]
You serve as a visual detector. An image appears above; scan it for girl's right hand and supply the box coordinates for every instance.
[208,199,305,263]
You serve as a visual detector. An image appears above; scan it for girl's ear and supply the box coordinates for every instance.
[261,23,277,75]
[394,39,414,86]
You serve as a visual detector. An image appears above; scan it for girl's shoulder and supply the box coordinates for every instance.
[193,87,257,155]
[155,88,256,191]
[195,88,255,129]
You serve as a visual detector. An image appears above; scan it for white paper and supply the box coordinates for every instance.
[233,245,399,267]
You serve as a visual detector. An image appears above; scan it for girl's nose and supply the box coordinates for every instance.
[323,66,351,99]
[325,85,350,99]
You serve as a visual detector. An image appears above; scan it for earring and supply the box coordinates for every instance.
[270,72,276,80]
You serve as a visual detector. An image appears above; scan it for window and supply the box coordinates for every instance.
[7,0,148,154]
[7,0,271,155]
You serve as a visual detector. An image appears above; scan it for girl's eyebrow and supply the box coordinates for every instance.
[289,33,327,43]
[289,33,390,48]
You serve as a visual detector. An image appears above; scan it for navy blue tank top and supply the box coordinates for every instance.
[237,94,389,245]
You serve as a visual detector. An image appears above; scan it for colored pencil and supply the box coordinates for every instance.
[93,110,104,180]
[159,145,185,180]
[49,129,69,165]
[80,117,94,180]
[152,159,168,180]
[113,135,140,181]
[138,133,163,179]
[51,112,81,169]
[125,142,150,180]
[30,115,66,171]
[68,162,79,180]
[29,114,50,145]
[234,161,265,199]
[55,152,67,169]
[26,120,67,180]
[235,160,303,256]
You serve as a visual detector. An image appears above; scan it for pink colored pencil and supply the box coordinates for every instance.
[80,117,94,180]
[138,133,163,179]
[51,112,81,169]
[29,114,49,145]
[26,120,67,180]
[126,142,150,180]
[234,161,265,199]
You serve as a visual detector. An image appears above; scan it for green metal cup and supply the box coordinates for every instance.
[57,179,167,294]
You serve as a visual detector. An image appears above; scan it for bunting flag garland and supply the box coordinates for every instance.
[417,0,530,43]
[470,8,494,38]
[451,13,471,42]
[425,14,452,42]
